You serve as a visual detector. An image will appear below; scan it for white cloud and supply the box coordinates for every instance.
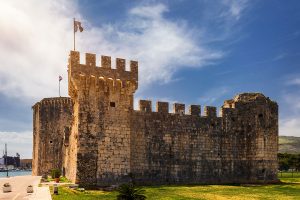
[280,118,300,137]
[0,1,224,102]
[77,3,223,88]
[129,3,167,19]
[0,0,75,101]
[280,85,300,136]
[0,131,32,159]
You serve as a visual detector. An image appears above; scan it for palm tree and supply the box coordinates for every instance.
[117,183,146,200]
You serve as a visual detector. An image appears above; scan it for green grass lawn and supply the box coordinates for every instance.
[51,173,300,200]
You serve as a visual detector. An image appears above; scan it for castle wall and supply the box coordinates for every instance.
[32,97,73,176]
[130,103,223,184]
[97,109,132,185]
[129,94,278,185]
[33,50,278,186]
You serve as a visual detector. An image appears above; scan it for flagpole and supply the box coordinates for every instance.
[59,80,61,97]
[73,18,75,51]
[5,143,8,177]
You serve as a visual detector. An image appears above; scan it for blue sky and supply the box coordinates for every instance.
[0,0,299,158]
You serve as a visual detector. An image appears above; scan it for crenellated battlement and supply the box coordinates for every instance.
[136,99,218,117]
[135,93,277,119]
[32,97,73,109]
[68,51,138,86]
[68,51,138,99]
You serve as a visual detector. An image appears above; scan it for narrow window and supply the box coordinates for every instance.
[64,127,70,146]
[110,102,116,107]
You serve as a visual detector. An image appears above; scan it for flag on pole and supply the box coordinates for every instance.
[59,75,63,81]
[73,18,83,51]
[74,20,84,32]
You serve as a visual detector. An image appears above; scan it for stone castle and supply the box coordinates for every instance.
[32,51,278,186]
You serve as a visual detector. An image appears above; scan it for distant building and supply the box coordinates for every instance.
[20,159,32,169]
[1,153,21,168]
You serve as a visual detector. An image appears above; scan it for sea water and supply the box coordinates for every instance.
[0,170,32,178]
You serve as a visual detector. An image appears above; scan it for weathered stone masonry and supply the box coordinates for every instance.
[32,51,278,186]
[32,97,73,176]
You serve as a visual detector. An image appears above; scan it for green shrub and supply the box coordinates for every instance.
[51,169,61,179]
[117,183,146,200]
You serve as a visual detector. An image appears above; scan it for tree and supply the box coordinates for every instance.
[279,158,289,171]
[278,153,300,172]
[295,154,300,171]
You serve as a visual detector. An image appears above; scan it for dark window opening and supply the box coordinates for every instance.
[49,140,53,144]
[258,113,265,126]
[64,127,70,146]
[110,102,116,107]
[211,123,215,128]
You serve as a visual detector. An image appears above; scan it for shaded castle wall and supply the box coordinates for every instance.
[32,98,73,176]
[221,93,278,182]
[129,93,278,185]
[130,102,223,184]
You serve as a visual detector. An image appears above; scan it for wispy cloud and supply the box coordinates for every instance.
[280,118,300,137]
[221,0,249,20]
[198,86,231,105]
[283,92,300,112]
[199,0,250,44]
[78,3,224,89]
[273,53,288,61]
[286,77,300,86]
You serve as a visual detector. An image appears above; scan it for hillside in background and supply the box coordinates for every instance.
[279,136,300,154]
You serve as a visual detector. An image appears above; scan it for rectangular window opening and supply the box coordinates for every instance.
[110,102,116,107]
